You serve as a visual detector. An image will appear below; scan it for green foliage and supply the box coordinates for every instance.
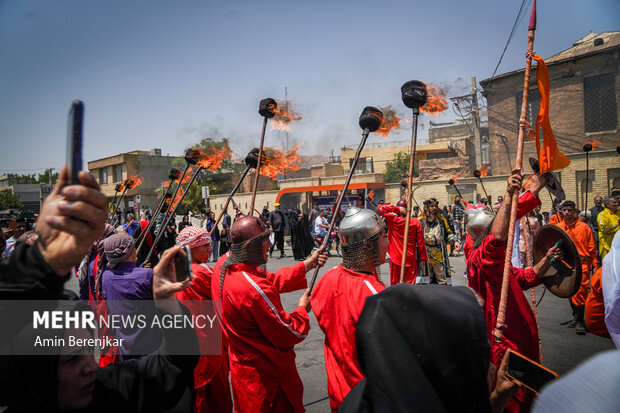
[0,190,24,210]
[36,170,59,184]
[383,151,418,182]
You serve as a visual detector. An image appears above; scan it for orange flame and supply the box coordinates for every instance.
[260,144,302,179]
[480,165,489,177]
[194,144,231,172]
[169,187,184,210]
[125,175,143,190]
[367,189,375,203]
[375,106,402,137]
[420,85,448,117]
[451,176,459,184]
[584,139,600,150]
[270,100,303,132]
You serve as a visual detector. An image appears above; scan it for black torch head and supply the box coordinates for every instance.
[473,170,481,178]
[401,179,409,189]
[448,178,456,186]
[168,168,182,181]
[401,80,428,109]
[359,106,384,132]
[582,143,593,153]
[115,184,123,192]
[185,149,201,165]
[258,98,277,118]
[617,144,620,155]
[244,148,263,169]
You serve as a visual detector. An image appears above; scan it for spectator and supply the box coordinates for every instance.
[178,215,192,233]
[314,209,329,239]
[269,202,287,258]
[121,212,138,236]
[292,212,315,260]
[220,208,232,256]
[205,211,220,261]
[3,218,26,257]
[0,228,7,263]
[101,233,162,360]
[452,196,465,245]
[309,202,321,232]
[158,222,178,254]
[598,196,620,260]
[261,205,270,224]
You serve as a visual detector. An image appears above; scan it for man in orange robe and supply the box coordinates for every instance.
[553,200,599,334]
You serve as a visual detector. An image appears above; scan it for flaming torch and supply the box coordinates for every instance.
[108,175,143,224]
[109,183,124,214]
[448,177,464,199]
[473,169,491,207]
[582,139,599,220]
[142,146,229,264]
[135,168,182,254]
[249,98,277,215]
[308,106,384,294]
[207,148,263,236]
[398,80,427,283]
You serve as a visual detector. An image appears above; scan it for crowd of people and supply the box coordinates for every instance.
[0,164,618,412]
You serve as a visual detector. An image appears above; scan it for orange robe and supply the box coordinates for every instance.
[548,213,562,226]
[585,267,611,338]
[553,219,598,305]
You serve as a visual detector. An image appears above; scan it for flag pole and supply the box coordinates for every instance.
[494,0,537,342]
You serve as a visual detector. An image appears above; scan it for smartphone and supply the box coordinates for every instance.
[506,350,558,393]
[66,100,84,184]
[174,245,193,282]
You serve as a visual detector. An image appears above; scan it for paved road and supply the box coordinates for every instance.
[66,243,615,412]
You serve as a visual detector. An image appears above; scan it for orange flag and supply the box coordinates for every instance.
[532,55,570,173]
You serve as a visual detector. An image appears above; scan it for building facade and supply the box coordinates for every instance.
[87,149,176,212]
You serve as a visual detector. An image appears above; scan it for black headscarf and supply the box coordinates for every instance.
[339,284,491,413]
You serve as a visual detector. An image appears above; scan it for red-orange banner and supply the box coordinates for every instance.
[533,55,570,174]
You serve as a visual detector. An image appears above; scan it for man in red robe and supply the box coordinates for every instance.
[467,169,562,413]
[552,200,599,334]
[211,213,327,413]
[377,200,427,285]
[174,226,233,413]
[312,206,388,412]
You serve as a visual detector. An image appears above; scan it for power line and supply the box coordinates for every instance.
[489,0,533,81]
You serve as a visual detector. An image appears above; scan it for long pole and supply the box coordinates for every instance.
[135,183,175,254]
[450,182,464,199]
[108,186,128,224]
[109,189,120,214]
[308,129,372,294]
[494,1,537,342]
[143,167,202,264]
[399,108,421,283]
[477,177,491,204]
[249,117,268,216]
[207,164,252,236]
[584,151,589,220]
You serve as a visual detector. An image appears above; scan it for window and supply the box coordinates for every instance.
[516,89,540,127]
[350,157,373,174]
[113,165,123,182]
[584,73,617,133]
[99,168,108,184]
[427,151,457,160]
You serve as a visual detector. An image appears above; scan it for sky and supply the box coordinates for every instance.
[0,0,618,174]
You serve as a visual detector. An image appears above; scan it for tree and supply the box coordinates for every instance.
[383,151,418,183]
[36,169,59,185]
[0,190,23,210]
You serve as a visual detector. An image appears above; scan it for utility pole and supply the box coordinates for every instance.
[471,77,482,169]
[285,86,289,152]
[48,168,53,185]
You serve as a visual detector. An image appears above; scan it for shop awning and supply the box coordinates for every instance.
[275,182,385,203]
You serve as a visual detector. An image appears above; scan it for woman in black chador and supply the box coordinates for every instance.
[291,211,315,260]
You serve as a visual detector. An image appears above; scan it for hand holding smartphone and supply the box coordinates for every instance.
[173,245,193,282]
[506,349,558,393]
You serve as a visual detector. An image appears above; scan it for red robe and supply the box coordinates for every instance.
[211,259,309,413]
[312,265,386,412]
[463,190,541,264]
[466,190,543,413]
[376,204,427,285]
[175,263,233,413]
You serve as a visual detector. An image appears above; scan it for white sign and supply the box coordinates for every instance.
[135,195,141,203]
[201,186,210,199]
[128,201,135,208]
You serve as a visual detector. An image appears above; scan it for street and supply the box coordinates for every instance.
[64,243,615,412]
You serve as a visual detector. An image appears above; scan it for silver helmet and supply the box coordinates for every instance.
[339,206,385,245]
[466,209,495,238]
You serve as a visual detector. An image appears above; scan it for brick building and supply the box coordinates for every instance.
[480,31,619,208]
[87,149,176,211]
